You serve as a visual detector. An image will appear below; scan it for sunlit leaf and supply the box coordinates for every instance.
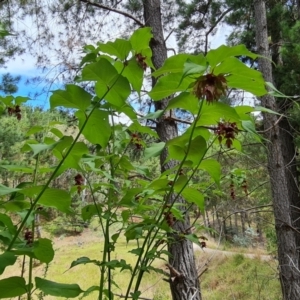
[144,142,165,159]
[50,85,92,110]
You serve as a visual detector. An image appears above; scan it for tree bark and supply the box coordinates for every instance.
[143,1,201,299]
[254,1,300,298]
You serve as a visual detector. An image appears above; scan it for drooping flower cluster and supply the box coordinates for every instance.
[74,173,84,194]
[135,53,147,70]
[131,133,143,150]
[193,73,227,103]
[24,228,33,245]
[7,105,22,120]
[215,121,239,148]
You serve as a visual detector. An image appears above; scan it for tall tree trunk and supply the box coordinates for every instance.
[254,1,300,298]
[142,1,201,299]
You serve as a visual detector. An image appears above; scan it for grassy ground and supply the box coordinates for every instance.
[1,228,281,299]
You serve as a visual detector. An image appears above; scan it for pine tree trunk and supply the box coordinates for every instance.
[142,1,201,299]
[254,1,300,298]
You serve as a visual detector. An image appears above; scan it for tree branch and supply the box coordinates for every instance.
[79,0,144,27]
[204,7,233,54]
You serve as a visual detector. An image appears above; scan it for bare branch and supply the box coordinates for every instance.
[79,0,144,27]
[204,7,233,54]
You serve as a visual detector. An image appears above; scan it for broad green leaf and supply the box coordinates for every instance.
[120,58,144,92]
[207,44,257,68]
[185,234,201,246]
[15,96,29,105]
[181,188,204,212]
[68,257,100,270]
[27,142,58,157]
[33,238,54,264]
[81,204,102,221]
[152,53,206,77]
[81,58,118,82]
[98,39,131,60]
[166,92,199,114]
[50,85,92,110]
[0,184,21,196]
[213,57,267,96]
[120,188,143,206]
[144,142,165,159]
[197,101,240,126]
[26,125,44,136]
[186,135,207,166]
[242,120,262,141]
[20,187,72,214]
[129,121,158,137]
[50,127,64,138]
[130,27,153,53]
[149,73,193,100]
[2,201,30,212]
[0,164,33,173]
[182,60,207,77]
[76,109,111,148]
[95,73,130,107]
[265,81,295,98]
[199,159,221,186]
[0,252,16,275]
[35,277,84,298]
[0,277,28,298]
[0,213,16,233]
[234,106,254,120]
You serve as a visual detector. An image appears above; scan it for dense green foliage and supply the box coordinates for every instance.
[0,28,275,299]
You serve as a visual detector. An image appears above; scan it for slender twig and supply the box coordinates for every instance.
[79,0,144,27]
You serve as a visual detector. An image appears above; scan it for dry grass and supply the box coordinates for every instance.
[1,228,281,300]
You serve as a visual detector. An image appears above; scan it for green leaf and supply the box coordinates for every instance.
[242,120,262,141]
[139,110,164,121]
[35,277,84,298]
[98,39,131,60]
[95,73,130,107]
[26,125,44,136]
[144,142,165,159]
[149,73,193,100]
[33,238,54,264]
[182,59,207,77]
[15,96,30,105]
[76,109,111,148]
[27,142,58,157]
[152,53,206,77]
[0,252,17,275]
[2,201,31,212]
[130,27,153,53]
[213,57,267,96]
[0,184,21,196]
[81,204,102,221]
[181,188,204,212]
[129,121,158,137]
[254,105,281,115]
[0,165,33,173]
[207,44,257,69]
[0,213,16,233]
[166,92,199,114]
[20,187,72,214]
[199,159,221,186]
[50,85,92,110]
[68,257,100,270]
[197,101,240,126]
[121,58,144,93]
[81,58,118,82]
[0,277,28,298]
